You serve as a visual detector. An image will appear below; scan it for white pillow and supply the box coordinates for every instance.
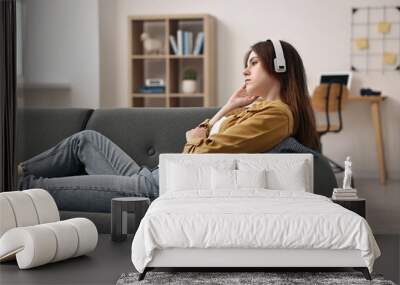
[266,161,308,191]
[211,168,236,190]
[237,169,267,189]
[211,168,267,191]
[166,160,235,192]
[238,160,309,192]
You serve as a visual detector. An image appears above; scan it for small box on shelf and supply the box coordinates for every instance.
[145,78,165,87]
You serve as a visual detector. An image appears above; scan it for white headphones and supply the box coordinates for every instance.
[268,39,287,73]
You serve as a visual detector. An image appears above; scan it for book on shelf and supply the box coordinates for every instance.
[138,85,165,94]
[332,187,359,200]
[193,32,204,55]
[333,188,357,193]
[183,31,192,55]
[182,31,187,55]
[187,32,193,55]
[172,30,199,55]
[333,193,358,197]
[177,30,183,55]
[169,36,178,55]
[188,32,193,54]
[332,195,359,200]
[332,192,359,199]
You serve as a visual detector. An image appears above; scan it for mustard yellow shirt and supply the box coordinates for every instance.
[182,99,294,153]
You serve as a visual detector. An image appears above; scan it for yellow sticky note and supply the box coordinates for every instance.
[383,52,397,65]
[355,38,368,50]
[378,21,391,34]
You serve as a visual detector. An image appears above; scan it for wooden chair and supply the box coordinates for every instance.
[311,83,349,173]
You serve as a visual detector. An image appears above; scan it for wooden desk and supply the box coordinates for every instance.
[347,95,387,184]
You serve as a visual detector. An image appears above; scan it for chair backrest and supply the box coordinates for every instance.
[312,83,349,112]
[311,83,349,135]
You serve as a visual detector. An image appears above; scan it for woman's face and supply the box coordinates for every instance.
[243,50,277,97]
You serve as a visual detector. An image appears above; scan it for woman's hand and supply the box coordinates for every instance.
[225,83,258,109]
[186,127,207,142]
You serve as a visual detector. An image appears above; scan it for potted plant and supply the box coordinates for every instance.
[181,69,197,93]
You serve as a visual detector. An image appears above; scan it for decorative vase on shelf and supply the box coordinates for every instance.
[182,80,197,93]
[181,69,197,94]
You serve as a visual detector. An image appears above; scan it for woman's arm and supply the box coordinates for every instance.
[185,84,258,143]
[183,105,292,154]
[208,104,235,126]
[210,83,258,126]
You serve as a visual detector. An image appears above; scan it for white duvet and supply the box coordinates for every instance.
[131,190,380,273]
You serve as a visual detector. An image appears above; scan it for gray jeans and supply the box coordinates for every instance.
[19,130,159,212]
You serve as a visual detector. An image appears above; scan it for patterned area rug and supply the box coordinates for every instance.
[116,271,396,285]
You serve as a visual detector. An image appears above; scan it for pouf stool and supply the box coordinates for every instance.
[0,189,98,269]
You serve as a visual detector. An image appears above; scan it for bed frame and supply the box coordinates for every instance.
[137,154,372,281]
[139,248,371,280]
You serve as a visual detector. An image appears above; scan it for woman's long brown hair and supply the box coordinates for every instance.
[244,40,321,152]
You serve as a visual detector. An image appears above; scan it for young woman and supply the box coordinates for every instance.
[18,39,320,200]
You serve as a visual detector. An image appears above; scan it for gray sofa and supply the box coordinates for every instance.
[17,108,337,233]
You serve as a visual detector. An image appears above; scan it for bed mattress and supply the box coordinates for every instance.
[131,190,380,273]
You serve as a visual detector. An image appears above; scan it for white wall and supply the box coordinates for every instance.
[22,0,100,108]
[21,0,399,179]
[98,0,117,107]
[112,0,400,179]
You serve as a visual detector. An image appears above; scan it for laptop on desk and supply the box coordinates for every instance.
[319,71,352,90]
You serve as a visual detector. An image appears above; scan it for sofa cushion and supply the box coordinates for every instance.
[16,108,93,163]
[85,108,218,169]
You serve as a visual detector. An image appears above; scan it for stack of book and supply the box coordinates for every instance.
[332,188,358,200]
[169,31,204,55]
[138,86,165,93]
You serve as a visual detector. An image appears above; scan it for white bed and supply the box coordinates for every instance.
[131,154,380,280]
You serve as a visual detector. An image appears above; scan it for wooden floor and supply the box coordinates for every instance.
[1,178,399,285]
[1,234,398,285]
[0,235,134,285]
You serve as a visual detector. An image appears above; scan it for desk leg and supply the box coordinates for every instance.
[371,101,387,184]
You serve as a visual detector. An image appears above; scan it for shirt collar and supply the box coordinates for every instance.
[245,99,282,111]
